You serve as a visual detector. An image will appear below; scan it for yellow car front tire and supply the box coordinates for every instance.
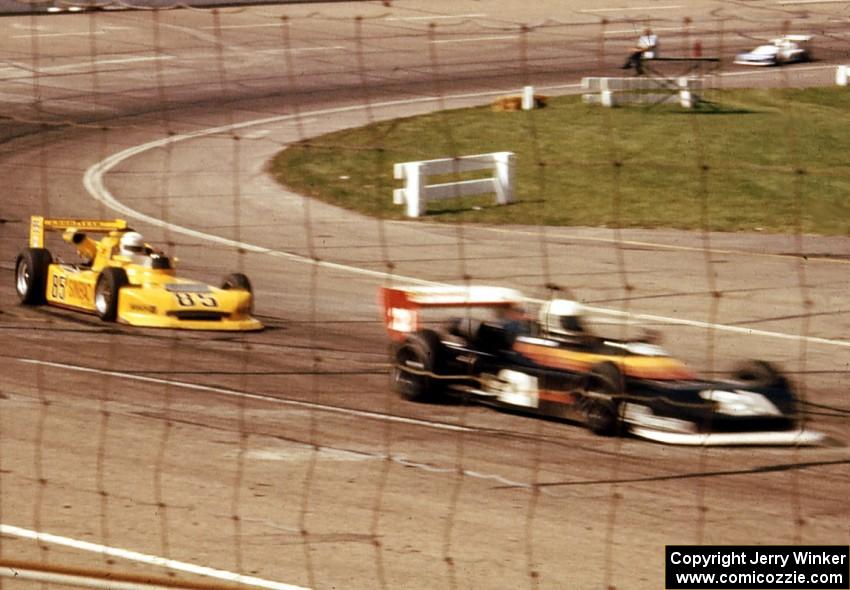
[95,267,129,322]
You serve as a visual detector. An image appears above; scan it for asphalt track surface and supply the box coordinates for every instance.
[0,1,848,589]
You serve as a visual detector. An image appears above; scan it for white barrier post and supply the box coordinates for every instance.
[493,152,515,205]
[393,162,424,218]
[678,76,693,108]
[837,65,848,86]
[521,86,535,110]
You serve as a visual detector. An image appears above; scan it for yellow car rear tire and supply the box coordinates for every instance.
[15,248,53,305]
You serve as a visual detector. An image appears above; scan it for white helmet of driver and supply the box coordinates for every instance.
[119,231,146,258]
[539,299,586,336]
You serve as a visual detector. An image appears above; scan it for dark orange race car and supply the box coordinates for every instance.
[381,285,824,446]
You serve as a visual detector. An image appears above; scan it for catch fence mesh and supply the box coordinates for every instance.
[0,2,848,590]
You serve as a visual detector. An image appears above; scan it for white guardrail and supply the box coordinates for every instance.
[393,152,515,217]
[837,65,850,86]
[582,76,703,108]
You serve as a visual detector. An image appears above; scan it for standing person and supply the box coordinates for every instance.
[622,27,658,74]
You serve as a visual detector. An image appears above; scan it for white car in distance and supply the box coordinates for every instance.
[734,35,812,66]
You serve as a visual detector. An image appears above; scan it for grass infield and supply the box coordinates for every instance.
[269,88,850,235]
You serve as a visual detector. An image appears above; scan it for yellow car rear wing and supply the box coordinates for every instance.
[29,215,128,248]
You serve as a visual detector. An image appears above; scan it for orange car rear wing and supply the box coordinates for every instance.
[379,285,524,341]
[29,216,128,248]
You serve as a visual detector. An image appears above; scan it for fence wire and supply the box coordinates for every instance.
[0,3,848,590]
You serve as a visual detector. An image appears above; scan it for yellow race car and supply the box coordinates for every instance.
[15,216,262,331]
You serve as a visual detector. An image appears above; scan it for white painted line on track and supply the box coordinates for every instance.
[12,358,544,493]
[11,56,175,75]
[254,46,346,55]
[777,0,848,4]
[581,5,683,12]
[17,358,477,433]
[51,56,175,69]
[11,22,46,31]
[384,14,487,21]
[473,223,850,265]
[582,306,850,349]
[203,23,286,29]
[82,93,519,286]
[605,26,690,35]
[0,524,310,590]
[11,31,107,39]
[722,64,838,77]
[432,35,518,44]
[81,85,850,352]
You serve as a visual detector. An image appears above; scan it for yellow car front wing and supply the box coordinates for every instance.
[117,283,262,331]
